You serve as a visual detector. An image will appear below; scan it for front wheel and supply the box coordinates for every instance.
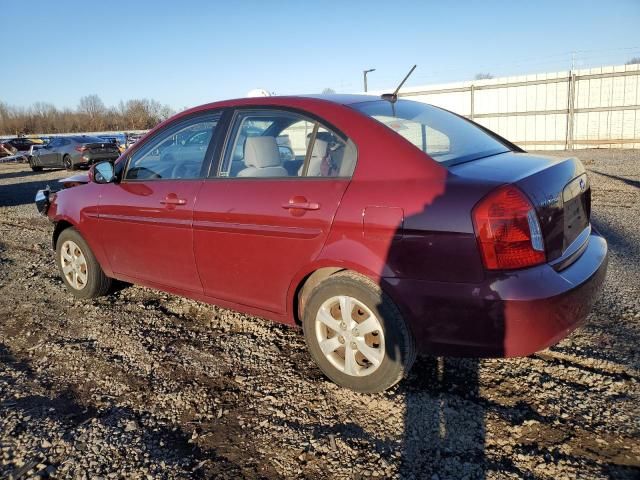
[56,227,112,299]
[63,154,74,170]
[29,158,43,172]
[302,271,416,393]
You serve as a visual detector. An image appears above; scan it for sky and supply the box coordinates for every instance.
[1,0,639,111]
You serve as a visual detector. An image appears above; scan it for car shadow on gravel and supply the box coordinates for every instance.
[399,357,487,479]
[0,168,58,181]
[0,342,247,479]
[590,170,640,189]
[0,179,62,208]
[380,177,492,479]
[591,216,639,259]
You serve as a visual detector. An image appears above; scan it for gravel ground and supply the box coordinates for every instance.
[0,150,638,479]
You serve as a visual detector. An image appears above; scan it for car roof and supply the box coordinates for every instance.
[298,94,381,105]
[192,94,383,112]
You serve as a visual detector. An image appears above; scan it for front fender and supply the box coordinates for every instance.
[47,183,114,277]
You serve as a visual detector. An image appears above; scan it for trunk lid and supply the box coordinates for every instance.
[451,152,591,262]
[83,142,120,155]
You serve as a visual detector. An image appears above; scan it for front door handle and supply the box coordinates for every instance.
[160,194,187,206]
[282,200,320,211]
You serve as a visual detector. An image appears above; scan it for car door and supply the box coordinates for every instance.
[96,111,222,292]
[193,108,358,313]
[38,137,60,166]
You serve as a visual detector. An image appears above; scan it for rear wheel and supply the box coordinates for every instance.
[56,227,111,299]
[302,271,416,393]
[63,154,74,170]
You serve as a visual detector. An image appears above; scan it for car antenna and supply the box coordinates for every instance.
[381,64,417,104]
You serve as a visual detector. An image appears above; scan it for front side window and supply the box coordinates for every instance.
[125,113,219,181]
[353,100,510,165]
[219,109,357,179]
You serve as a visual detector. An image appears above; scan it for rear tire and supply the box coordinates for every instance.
[63,154,74,171]
[56,227,111,299]
[302,271,416,393]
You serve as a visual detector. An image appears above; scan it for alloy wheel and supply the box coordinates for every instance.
[60,240,88,290]
[314,295,385,377]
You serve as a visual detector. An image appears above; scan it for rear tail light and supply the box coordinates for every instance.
[75,145,88,153]
[472,185,545,270]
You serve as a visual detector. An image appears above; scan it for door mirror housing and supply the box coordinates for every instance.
[92,161,115,184]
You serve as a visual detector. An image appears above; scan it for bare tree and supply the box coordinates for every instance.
[78,94,106,130]
[0,97,175,135]
[626,57,640,65]
[322,88,336,94]
[474,73,494,80]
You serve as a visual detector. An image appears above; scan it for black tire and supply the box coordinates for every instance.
[55,227,111,299]
[63,154,75,171]
[29,158,43,172]
[302,271,416,393]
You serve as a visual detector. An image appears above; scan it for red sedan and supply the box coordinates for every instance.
[35,95,608,392]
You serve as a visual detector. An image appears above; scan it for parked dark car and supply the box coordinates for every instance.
[2,137,41,151]
[29,135,120,171]
[0,137,41,157]
[125,133,144,148]
[97,134,127,153]
[35,95,608,392]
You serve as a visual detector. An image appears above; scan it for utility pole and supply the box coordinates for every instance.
[363,68,376,92]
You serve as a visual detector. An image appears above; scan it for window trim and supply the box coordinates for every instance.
[121,110,225,183]
[212,106,357,180]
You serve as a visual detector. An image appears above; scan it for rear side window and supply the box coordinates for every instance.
[218,109,357,179]
[353,100,510,165]
[125,113,220,181]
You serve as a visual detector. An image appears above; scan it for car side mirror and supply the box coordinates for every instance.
[93,161,115,184]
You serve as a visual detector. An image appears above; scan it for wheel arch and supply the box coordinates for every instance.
[291,265,416,346]
[293,266,345,326]
[290,261,408,325]
[52,219,75,250]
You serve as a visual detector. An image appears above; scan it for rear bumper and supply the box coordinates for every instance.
[77,154,119,166]
[385,231,608,357]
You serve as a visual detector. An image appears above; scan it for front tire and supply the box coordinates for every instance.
[63,154,74,170]
[29,158,43,172]
[56,227,111,299]
[302,271,416,393]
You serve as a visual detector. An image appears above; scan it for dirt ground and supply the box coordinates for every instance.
[0,150,639,479]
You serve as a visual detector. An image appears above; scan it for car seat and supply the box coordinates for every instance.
[237,136,288,177]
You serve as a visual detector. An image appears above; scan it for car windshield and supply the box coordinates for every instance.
[352,100,511,165]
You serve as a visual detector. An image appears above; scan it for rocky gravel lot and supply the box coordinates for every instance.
[0,150,639,479]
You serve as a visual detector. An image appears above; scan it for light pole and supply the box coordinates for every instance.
[363,68,376,92]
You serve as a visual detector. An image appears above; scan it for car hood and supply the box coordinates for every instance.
[59,172,90,188]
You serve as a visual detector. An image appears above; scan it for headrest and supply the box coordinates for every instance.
[311,139,328,158]
[306,131,335,148]
[244,136,281,168]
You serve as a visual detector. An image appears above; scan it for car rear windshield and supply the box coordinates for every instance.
[352,100,511,165]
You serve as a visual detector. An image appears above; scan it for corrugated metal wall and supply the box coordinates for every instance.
[379,63,640,150]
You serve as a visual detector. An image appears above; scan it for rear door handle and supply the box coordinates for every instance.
[282,201,320,211]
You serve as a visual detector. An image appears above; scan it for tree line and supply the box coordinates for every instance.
[0,95,175,136]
